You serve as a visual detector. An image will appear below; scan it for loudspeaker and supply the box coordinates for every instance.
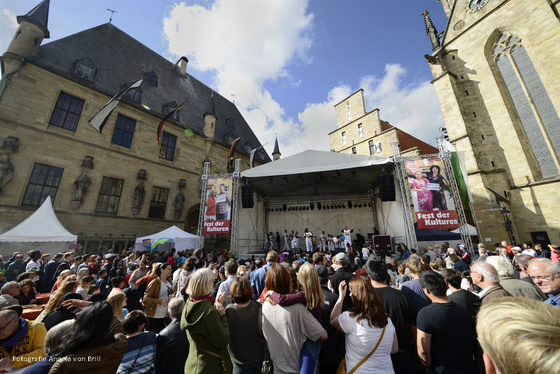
[310,203,314,210]
[241,185,254,208]
[317,202,322,210]
[378,175,396,201]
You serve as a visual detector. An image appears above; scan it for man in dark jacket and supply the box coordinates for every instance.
[41,253,63,293]
[471,261,512,307]
[329,253,355,308]
[156,297,188,373]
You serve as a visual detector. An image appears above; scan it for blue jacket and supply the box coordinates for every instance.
[250,264,270,299]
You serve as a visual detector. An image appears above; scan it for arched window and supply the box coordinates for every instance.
[492,33,560,178]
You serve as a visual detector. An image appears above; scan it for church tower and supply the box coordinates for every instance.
[424,0,560,245]
[203,92,217,161]
[272,136,281,161]
[1,0,50,81]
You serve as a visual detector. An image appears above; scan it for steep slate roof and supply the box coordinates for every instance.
[380,120,438,155]
[272,136,281,155]
[33,23,271,163]
[17,0,50,38]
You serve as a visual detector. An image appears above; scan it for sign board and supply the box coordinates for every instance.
[68,244,80,250]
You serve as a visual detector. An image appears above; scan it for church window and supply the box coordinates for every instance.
[148,187,169,218]
[369,140,374,155]
[49,92,85,131]
[111,114,136,148]
[342,132,347,145]
[77,64,93,80]
[95,177,124,214]
[159,132,176,161]
[492,33,560,177]
[22,164,63,206]
[347,112,352,121]
[358,123,364,137]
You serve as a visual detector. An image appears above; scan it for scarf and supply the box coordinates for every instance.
[189,295,215,303]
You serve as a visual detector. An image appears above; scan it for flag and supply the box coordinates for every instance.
[249,148,257,169]
[157,101,186,146]
[228,137,243,170]
[451,152,470,203]
[89,78,143,132]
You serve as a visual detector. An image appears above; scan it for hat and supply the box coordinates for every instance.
[335,253,348,262]
[104,254,114,260]
[458,244,465,248]
[26,268,39,273]
[0,269,5,275]
[511,246,522,252]
[316,265,328,284]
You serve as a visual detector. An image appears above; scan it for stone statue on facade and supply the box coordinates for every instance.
[174,192,185,220]
[71,171,91,208]
[80,156,94,169]
[131,182,145,215]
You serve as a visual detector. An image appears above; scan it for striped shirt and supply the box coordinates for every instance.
[117,331,157,374]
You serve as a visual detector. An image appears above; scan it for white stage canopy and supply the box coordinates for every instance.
[241,150,393,197]
[0,196,77,243]
[451,224,478,237]
[134,225,202,253]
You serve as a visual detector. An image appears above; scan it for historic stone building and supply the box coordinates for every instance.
[329,89,438,157]
[0,0,269,254]
[424,0,560,245]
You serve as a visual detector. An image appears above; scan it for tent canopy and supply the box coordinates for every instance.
[414,222,462,242]
[0,196,77,243]
[451,224,478,236]
[134,225,202,252]
[241,150,393,197]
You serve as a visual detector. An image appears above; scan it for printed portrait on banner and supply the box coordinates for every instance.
[203,177,232,234]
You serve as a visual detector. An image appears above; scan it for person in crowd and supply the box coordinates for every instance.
[20,319,74,374]
[251,251,278,300]
[315,265,346,374]
[6,253,25,283]
[143,263,172,333]
[470,262,512,306]
[182,268,232,374]
[42,292,82,331]
[155,298,189,374]
[36,279,78,323]
[221,276,264,374]
[458,244,471,266]
[416,271,478,374]
[550,243,560,262]
[330,277,397,374]
[70,256,82,274]
[0,308,46,371]
[395,265,409,290]
[96,269,111,296]
[0,271,6,289]
[441,269,479,317]
[76,268,89,285]
[47,301,127,373]
[429,261,440,273]
[16,279,39,305]
[527,258,560,307]
[330,253,355,308]
[173,257,194,298]
[76,275,94,300]
[474,244,488,262]
[365,257,419,374]
[401,259,431,311]
[108,292,127,321]
[516,254,536,284]
[262,264,326,374]
[218,260,238,307]
[109,276,125,296]
[53,252,74,280]
[476,297,560,374]
[41,253,62,293]
[485,256,546,301]
[117,310,157,374]
[24,251,41,284]
[448,253,469,272]
[400,244,411,262]
[534,243,549,259]
[0,281,21,309]
[521,241,537,257]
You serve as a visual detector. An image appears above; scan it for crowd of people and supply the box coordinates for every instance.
[0,237,557,374]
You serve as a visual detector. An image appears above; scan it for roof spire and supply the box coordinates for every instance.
[423,10,440,51]
[203,91,217,119]
[272,135,281,161]
[17,0,50,38]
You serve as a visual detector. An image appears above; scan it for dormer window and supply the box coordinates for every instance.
[224,131,235,145]
[125,88,141,102]
[258,148,266,160]
[244,141,253,154]
[226,118,235,128]
[72,58,97,82]
[146,72,158,86]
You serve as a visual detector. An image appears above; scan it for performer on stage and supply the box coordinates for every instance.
[319,231,326,251]
[292,231,301,251]
[304,228,314,254]
[341,226,353,250]
[269,232,274,251]
[283,230,290,251]
[333,235,339,252]
[327,234,334,252]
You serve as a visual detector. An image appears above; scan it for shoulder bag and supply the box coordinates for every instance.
[336,325,386,374]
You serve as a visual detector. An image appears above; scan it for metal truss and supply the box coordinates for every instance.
[230,159,241,253]
[436,138,474,254]
[196,162,211,249]
[391,142,418,250]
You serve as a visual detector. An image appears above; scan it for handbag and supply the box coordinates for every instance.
[336,326,386,374]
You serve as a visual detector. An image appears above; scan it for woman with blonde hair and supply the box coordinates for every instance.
[108,291,127,320]
[331,277,397,374]
[36,278,78,322]
[181,268,232,374]
[266,262,326,373]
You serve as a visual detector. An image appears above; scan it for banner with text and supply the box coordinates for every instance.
[203,177,232,234]
[405,158,460,230]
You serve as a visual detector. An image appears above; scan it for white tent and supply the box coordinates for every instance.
[451,224,478,236]
[0,196,77,243]
[134,225,202,253]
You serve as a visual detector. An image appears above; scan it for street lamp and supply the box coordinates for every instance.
[499,207,516,245]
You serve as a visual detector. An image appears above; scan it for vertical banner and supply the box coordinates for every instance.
[203,177,232,234]
[405,158,460,229]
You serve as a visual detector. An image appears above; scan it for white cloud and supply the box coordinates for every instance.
[162,1,443,158]
[2,9,18,29]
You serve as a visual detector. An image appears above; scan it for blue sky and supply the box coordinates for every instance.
[1,0,449,157]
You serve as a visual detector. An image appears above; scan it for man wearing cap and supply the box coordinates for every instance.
[527,258,560,307]
[316,264,346,373]
[251,251,278,300]
[458,244,472,266]
[329,253,355,308]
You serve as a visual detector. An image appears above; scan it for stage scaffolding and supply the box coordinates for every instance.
[196,160,241,252]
